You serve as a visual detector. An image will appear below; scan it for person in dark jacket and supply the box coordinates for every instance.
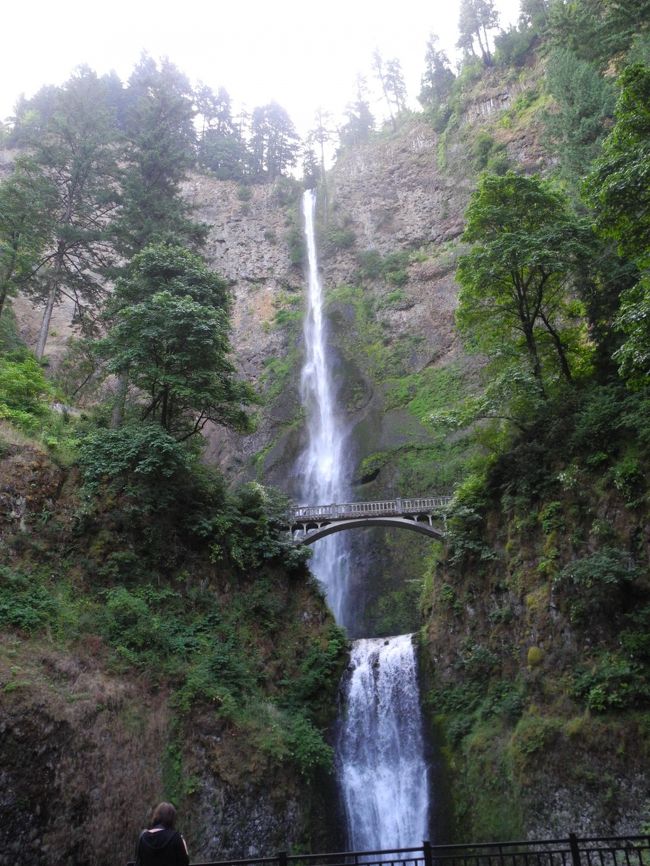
[136,802,190,866]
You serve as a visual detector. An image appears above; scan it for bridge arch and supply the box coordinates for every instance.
[294,515,445,546]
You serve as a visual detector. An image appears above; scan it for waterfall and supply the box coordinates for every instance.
[297,188,352,629]
[297,189,430,850]
[337,635,430,851]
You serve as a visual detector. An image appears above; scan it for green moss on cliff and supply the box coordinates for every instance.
[421,382,650,838]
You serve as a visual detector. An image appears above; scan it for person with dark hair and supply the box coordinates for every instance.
[135,802,190,866]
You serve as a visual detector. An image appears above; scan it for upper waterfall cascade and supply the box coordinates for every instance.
[297,188,352,629]
[296,189,430,849]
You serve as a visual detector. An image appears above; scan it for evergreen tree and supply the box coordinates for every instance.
[0,159,54,319]
[385,59,408,114]
[419,34,456,109]
[196,84,247,181]
[308,107,334,179]
[302,146,321,189]
[457,0,500,64]
[519,0,550,31]
[114,56,205,258]
[248,102,300,180]
[9,67,121,359]
[585,63,650,386]
[547,0,650,67]
[372,52,408,127]
[339,76,375,147]
[545,49,616,189]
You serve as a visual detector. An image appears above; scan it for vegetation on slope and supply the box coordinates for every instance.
[413,1,650,841]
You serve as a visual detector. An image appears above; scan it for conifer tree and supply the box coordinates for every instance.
[339,76,375,147]
[248,102,300,180]
[196,84,247,181]
[372,52,408,127]
[585,63,650,386]
[9,67,121,359]
[545,49,616,189]
[419,34,456,109]
[457,0,500,64]
[0,159,53,320]
[114,55,205,258]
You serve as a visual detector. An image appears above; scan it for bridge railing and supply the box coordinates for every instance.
[126,834,650,866]
[289,496,453,523]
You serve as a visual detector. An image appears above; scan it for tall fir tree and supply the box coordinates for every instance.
[339,76,375,147]
[9,67,121,358]
[419,33,456,109]
[114,55,205,258]
[457,0,500,64]
[248,102,300,180]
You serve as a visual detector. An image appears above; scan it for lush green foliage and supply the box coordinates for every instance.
[544,49,616,188]
[0,351,52,426]
[102,243,254,439]
[457,173,594,416]
[0,159,53,319]
[585,64,650,386]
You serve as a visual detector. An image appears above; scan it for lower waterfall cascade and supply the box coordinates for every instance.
[296,189,431,849]
[337,635,431,850]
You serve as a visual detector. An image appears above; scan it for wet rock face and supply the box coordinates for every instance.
[0,648,170,866]
[0,443,66,541]
[0,641,336,866]
[325,119,471,260]
[184,177,305,482]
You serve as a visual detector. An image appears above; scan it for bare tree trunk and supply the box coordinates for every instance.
[540,311,573,382]
[111,373,128,428]
[318,139,329,226]
[35,282,57,360]
[36,245,66,361]
[0,285,9,320]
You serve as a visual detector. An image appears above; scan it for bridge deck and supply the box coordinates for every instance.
[290,495,452,524]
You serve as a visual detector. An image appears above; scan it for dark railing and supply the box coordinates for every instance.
[127,834,650,866]
[289,496,453,524]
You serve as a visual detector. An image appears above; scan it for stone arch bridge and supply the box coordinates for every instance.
[288,496,452,545]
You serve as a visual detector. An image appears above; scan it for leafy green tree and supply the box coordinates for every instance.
[585,63,650,385]
[0,159,53,319]
[457,173,594,396]
[419,34,456,109]
[103,244,253,439]
[114,56,205,258]
[544,49,616,189]
[9,67,121,359]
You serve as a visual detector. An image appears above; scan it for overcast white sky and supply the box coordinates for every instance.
[1,0,520,136]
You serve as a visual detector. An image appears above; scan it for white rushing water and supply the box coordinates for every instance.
[297,189,430,850]
[337,635,430,851]
[297,188,352,627]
